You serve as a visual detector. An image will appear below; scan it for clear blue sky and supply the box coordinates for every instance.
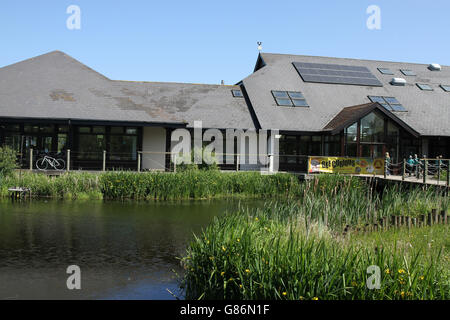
[1,0,449,84]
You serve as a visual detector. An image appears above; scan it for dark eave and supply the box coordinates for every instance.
[0,116,187,128]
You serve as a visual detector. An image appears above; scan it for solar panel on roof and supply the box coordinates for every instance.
[293,62,383,87]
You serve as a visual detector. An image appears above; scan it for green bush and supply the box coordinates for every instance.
[0,146,17,178]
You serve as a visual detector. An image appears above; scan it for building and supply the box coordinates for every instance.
[0,51,449,172]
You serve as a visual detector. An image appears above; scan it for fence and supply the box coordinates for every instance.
[17,149,450,187]
[343,208,448,235]
[21,149,139,172]
[385,157,450,186]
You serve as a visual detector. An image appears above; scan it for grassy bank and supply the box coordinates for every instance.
[181,204,449,300]
[181,175,449,300]
[0,170,300,200]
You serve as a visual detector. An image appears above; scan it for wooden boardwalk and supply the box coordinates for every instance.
[358,174,449,188]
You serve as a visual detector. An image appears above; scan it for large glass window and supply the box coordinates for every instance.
[77,134,105,160]
[279,135,298,164]
[345,122,357,143]
[360,112,384,143]
[110,136,137,161]
[324,135,341,156]
[109,127,138,161]
[311,136,321,155]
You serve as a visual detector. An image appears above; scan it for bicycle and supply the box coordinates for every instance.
[36,155,66,171]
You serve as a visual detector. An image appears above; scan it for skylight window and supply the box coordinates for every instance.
[416,83,433,91]
[232,89,243,97]
[440,85,450,92]
[400,69,416,76]
[272,90,309,107]
[368,96,406,112]
[378,68,394,75]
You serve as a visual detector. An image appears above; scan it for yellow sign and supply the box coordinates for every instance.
[308,157,385,175]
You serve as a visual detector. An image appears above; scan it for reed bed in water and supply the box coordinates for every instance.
[181,203,449,300]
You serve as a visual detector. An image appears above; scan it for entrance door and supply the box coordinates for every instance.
[361,144,384,158]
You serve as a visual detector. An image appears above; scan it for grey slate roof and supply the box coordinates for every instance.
[0,51,255,130]
[111,81,255,129]
[243,53,450,136]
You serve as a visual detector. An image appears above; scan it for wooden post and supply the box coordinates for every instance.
[402,159,406,181]
[67,149,71,172]
[383,216,388,230]
[103,150,107,172]
[407,216,411,229]
[447,160,450,187]
[137,152,141,172]
[174,154,177,173]
[236,154,240,172]
[437,160,441,185]
[423,160,427,184]
[432,209,438,224]
[29,148,33,171]
[412,218,417,228]
[384,156,387,179]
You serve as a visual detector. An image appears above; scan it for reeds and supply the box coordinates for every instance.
[181,205,449,300]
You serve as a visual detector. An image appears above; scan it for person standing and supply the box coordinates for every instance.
[407,155,414,176]
[385,152,391,176]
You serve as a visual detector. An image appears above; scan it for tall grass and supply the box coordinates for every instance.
[0,171,103,200]
[293,175,449,230]
[0,170,300,200]
[181,205,449,300]
[181,174,449,299]
[99,171,300,200]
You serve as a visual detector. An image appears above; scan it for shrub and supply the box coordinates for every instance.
[0,146,17,178]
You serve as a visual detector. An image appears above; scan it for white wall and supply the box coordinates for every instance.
[142,127,166,171]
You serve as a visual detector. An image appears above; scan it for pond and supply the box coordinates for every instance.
[0,199,263,299]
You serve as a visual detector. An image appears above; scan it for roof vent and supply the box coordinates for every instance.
[428,63,441,71]
[390,78,406,86]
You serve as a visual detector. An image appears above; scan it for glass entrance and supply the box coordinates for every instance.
[361,144,384,158]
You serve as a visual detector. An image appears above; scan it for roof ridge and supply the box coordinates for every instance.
[113,79,239,87]
[260,52,449,68]
[0,50,112,81]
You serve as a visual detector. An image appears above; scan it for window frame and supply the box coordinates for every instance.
[231,89,244,98]
[439,85,450,92]
[416,83,433,91]
[368,96,407,112]
[377,68,394,75]
[400,69,416,76]
[271,90,309,108]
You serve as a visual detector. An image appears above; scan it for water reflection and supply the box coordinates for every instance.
[0,199,262,299]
